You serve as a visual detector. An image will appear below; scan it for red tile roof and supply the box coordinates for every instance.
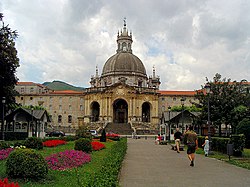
[158,90,197,96]
[49,90,83,94]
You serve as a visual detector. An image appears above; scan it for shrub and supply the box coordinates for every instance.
[100,128,106,142]
[76,126,92,139]
[198,136,229,154]
[0,141,10,150]
[74,138,92,153]
[6,149,48,179]
[229,134,245,156]
[46,150,91,170]
[24,137,43,150]
[91,141,105,151]
[237,118,250,148]
[60,135,78,142]
[43,140,67,147]
[0,148,14,160]
[0,178,20,187]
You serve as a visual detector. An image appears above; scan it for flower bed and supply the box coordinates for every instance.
[91,141,105,151]
[0,178,20,187]
[43,140,67,147]
[45,150,91,170]
[0,148,14,160]
[106,133,120,141]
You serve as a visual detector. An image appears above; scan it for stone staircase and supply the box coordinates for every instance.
[104,123,133,135]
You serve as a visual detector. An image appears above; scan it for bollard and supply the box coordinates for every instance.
[227,144,234,160]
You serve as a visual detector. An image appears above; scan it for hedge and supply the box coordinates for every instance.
[82,138,127,186]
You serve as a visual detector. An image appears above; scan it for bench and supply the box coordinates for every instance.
[171,144,184,151]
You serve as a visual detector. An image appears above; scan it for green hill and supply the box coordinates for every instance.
[43,81,85,91]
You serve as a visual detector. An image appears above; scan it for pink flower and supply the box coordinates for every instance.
[0,148,14,160]
[45,150,91,170]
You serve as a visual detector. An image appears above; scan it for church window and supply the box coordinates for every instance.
[59,105,62,110]
[173,97,176,101]
[30,87,34,93]
[122,42,127,51]
[58,115,62,123]
[68,115,72,123]
[80,105,83,111]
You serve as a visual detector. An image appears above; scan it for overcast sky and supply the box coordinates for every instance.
[1,0,250,91]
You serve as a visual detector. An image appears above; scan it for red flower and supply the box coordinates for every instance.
[91,141,105,151]
[0,178,20,187]
[43,140,67,147]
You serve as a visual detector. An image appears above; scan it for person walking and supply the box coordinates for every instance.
[202,136,209,156]
[184,126,198,167]
[174,128,182,153]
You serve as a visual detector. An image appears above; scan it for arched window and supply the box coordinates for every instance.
[142,102,151,122]
[58,115,62,123]
[68,115,72,123]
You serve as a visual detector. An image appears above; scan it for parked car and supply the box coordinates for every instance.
[46,130,65,137]
[89,130,98,137]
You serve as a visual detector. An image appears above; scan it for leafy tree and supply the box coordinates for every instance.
[237,118,250,148]
[0,13,20,113]
[196,73,250,136]
[171,105,202,112]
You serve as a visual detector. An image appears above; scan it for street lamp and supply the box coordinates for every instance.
[31,106,34,137]
[180,97,185,133]
[168,106,171,141]
[204,83,213,154]
[1,97,6,141]
[161,106,166,141]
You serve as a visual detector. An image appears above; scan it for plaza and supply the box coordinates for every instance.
[119,138,250,187]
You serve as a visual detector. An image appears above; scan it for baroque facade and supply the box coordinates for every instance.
[15,22,198,134]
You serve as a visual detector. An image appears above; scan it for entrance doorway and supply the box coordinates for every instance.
[113,99,128,123]
[91,101,100,122]
[142,102,151,122]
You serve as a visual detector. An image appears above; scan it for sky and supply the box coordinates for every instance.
[1,0,250,91]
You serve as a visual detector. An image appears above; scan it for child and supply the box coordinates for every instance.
[202,136,209,156]
[155,134,161,145]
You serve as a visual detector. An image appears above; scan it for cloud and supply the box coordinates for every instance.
[1,0,250,90]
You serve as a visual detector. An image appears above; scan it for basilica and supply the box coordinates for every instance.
[14,21,198,137]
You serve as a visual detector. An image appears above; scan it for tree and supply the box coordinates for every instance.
[237,118,250,148]
[0,13,20,113]
[195,73,250,136]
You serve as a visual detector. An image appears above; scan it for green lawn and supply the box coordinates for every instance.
[0,140,118,186]
[196,147,250,170]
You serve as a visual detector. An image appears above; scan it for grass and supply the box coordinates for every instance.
[0,140,119,186]
[196,147,250,170]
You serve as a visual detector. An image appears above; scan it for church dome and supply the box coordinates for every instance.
[102,52,147,77]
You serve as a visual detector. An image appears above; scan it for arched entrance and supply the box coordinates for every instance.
[113,99,128,123]
[142,102,150,122]
[91,101,100,122]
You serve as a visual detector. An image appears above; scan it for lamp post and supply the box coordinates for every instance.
[161,106,166,141]
[168,106,171,141]
[204,83,212,154]
[180,97,185,133]
[31,106,34,137]
[1,97,6,141]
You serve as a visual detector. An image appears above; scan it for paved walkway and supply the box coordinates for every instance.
[119,138,250,187]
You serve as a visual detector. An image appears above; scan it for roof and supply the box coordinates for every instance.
[158,90,197,96]
[49,90,83,94]
[16,82,47,88]
[162,110,201,122]
[5,108,51,122]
